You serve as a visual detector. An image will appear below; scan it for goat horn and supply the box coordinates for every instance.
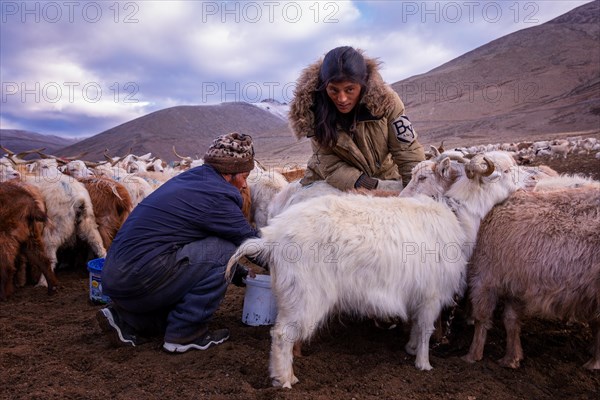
[103,148,121,164]
[84,160,107,168]
[172,146,192,161]
[103,150,114,164]
[481,157,495,177]
[436,153,468,164]
[253,159,267,171]
[16,147,47,158]
[5,155,28,165]
[465,156,495,179]
[112,154,128,167]
[35,150,56,159]
[61,151,88,161]
[114,148,132,166]
[0,146,27,164]
[1,146,15,156]
[35,151,70,165]
[104,148,131,166]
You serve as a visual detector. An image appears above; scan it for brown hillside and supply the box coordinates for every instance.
[0,130,80,158]
[392,0,600,148]
[55,102,305,164]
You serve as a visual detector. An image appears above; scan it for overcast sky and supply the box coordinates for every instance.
[0,0,593,138]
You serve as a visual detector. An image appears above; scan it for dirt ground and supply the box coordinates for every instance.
[1,152,599,400]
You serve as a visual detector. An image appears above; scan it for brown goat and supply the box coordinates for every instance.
[0,181,59,300]
[462,187,600,369]
[13,182,48,286]
[78,177,133,250]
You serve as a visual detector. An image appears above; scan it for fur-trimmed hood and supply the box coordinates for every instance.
[289,52,400,140]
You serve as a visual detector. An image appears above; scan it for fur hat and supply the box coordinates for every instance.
[204,132,255,174]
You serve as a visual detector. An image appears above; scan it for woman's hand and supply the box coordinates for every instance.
[376,179,403,192]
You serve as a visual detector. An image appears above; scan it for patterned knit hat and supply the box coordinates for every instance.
[204,132,255,174]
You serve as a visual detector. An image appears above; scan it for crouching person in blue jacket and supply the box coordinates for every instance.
[97,132,258,353]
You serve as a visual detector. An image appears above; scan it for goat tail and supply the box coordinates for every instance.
[225,238,267,280]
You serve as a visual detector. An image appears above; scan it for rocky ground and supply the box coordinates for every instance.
[1,152,598,400]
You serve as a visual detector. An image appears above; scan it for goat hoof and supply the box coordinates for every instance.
[461,354,478,364]
[404,344,417,356]
[416,362,433,371]
[583,359,600,370]
[272,379,292,389]
[272,375,299,389]
[47,285,60,296]
[498,357,520,369]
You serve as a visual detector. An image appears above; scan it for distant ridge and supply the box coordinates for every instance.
[0,130,81,158]
[56,102,302,163]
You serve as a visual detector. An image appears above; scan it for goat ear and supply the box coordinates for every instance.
[438,157,454,180]
[429,145,441,158]
[438,140,445,153]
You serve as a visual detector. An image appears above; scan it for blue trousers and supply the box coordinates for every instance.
[103,237,236,343]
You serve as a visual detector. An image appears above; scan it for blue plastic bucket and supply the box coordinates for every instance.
[241,274,277,326]
[87,258,110,304]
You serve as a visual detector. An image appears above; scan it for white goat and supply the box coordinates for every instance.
[226,153,520,388]
[23,159,106,285]
[0,157,21,181]
[266,180,342,223]
[549,139,570,159]
[532,173,600,191]
[65,160,95,179]
[94,164,154,207]
[247,162,289,228]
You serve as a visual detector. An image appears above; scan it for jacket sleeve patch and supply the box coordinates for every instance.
[392,115,417,143]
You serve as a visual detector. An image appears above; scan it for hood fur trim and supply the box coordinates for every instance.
[289,52,399,140]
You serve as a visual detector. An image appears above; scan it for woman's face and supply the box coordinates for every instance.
[227,171,250,191]
[326,81,362,114]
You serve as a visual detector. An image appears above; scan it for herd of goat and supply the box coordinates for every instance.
[1,135,599,388]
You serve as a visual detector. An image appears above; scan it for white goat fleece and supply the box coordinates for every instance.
[227,153,519,388]
[227,157,517,388]
[22,173,106,286]
[266,180,342,223]
[247,164,289,228]
[533,173,600,191]
[232,193,467,386]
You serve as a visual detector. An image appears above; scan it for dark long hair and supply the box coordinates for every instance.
[313,46,368,148]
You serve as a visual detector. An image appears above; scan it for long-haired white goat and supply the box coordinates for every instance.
[226,152,520,388]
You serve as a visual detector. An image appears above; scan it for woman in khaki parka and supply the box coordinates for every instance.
[289,46,425,191]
